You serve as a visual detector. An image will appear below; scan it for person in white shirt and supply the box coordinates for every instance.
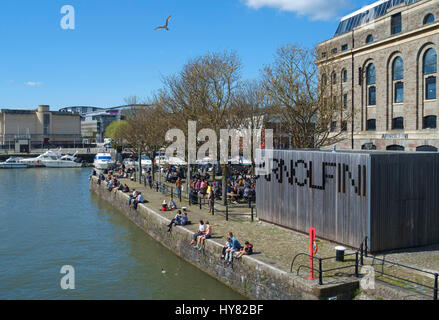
[189,220,206,246]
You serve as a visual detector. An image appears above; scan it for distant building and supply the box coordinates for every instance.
[71,104,148,143]
[317,0,439,151]
[0,105,81,151]
[59,106,104,116]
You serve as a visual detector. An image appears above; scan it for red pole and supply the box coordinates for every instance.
[308,227,316,280]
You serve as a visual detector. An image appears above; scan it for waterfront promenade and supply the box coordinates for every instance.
[93,175,439,300]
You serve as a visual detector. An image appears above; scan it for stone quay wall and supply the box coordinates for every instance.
[90,176,359,300]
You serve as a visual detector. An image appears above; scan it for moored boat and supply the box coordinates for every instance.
[20,149,62,167]
[94,153,115,170]
[0,157,28,169]
[41,152,83,168]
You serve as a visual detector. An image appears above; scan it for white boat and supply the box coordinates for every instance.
[154,155,169,166]
[94,153,115,170]
[41,152,83,168]
[196,156,216,165]
[167,156,187,166]
[135,155,152,168]
[0,157,28,169]
[123,158,135,167]
[20,149,62,167]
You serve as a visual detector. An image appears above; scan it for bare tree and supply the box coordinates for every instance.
[262,44,352,149]
[156,50,245,204]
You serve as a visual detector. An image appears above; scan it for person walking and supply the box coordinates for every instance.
[176,177,182,200]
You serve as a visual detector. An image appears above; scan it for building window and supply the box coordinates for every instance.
[391,13,402,35]
[366,34,374,43]
[392,57,404,80]
[330,121,337,132]
[387,144,404,151]
[423,115,437,129]
[423,14,435,25]
[362,143,377,150]
[321,74,327,86]
[366,119,376,131]
[332,48,338,55]
[332,95,337,108]
[426,76,436,100]
[341,44,348,51]
[322,52,327,59]
[43,114,50,135]
[424,48,437,75]
[341,121,347,131]
[394,81,404,103]
[392,117,404,130]
[368,86,376,106]
[332,72,337,85]
[343,94,348,108]
[342,69,348,82]
[366,64,376,85]
[416,145,437,152]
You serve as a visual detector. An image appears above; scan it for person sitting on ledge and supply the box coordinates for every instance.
[161,200,169,212]
[122,184,130,193]
[167,210,182,232]
[128,190,138,207]
[168,197,177,210]
[131,192,144,210]
[180,212,188,226]
[189,220,206,246]
[221,237,233,260]
[195,221,212,250]
[236,241,253,259]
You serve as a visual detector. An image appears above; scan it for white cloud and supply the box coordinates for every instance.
[243,0,351,20]
[25,81,43,87]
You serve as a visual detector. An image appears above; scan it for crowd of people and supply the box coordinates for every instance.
[92,160,256,265]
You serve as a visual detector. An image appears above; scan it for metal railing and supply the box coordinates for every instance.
[290,236,439,300]
[290,252,359,286]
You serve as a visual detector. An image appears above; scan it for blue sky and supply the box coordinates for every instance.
[0,0,370,110]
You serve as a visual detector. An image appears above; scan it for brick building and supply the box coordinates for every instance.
[317,0,439,151]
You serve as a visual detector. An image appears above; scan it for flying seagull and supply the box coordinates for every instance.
[154,16,171,31]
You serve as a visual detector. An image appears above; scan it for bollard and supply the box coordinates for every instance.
[199,196,202,210]
[251,205,254,222]
[179,190,182,203]
[434,274,438,300]
[365,237,368,257]
[355,252,359,277]
[143,176,146,188]
[212,199,214,216]
[248,198,251,209]
[318,258,323,285]
[360,243,364,266]
[156,182,159,192]
[171,187,174,199]
[226,203,229,221]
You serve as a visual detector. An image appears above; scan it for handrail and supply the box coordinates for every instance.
[290,252,320,273]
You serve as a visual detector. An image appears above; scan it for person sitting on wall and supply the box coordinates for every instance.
[236,241,253,259]
[189,220,206,246]
[161,200,169,212]
[221,237,233,260]
[167,210,182,232]
[131,192,144,210]
[128,190,138,207]
[122,184,130,193]
[196,221,212,250]
[180,212,188,226]
[224,232,242,263]
[168,197,177,210]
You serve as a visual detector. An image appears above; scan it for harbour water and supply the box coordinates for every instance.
[0,168,244,299]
